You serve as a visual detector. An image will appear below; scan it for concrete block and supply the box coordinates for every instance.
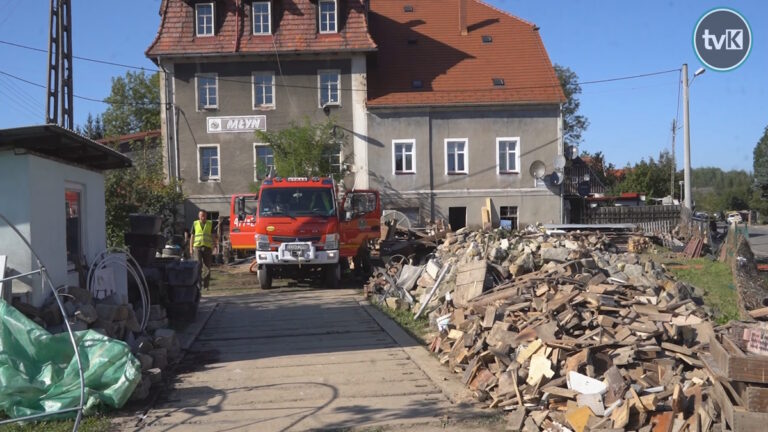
[136,353,153,371]
[149,305,166,321]
[146,318,169,332]
[130,375,151,401]
[146,368,163,385]
[74,304,98,324]
[153,328,177,349]
[67,286,92,305]
[95,303,119,322]
[149,348,168,370]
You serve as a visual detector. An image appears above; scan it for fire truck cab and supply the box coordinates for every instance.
[253,176,380,289]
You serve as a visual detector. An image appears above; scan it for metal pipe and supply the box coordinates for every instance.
[0,269,43,283]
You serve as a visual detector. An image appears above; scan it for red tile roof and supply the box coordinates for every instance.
[366,0,565,107]
[146,0,377,58]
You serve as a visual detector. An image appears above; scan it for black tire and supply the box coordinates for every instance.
[258,265,273,289]
[325,264,340,289]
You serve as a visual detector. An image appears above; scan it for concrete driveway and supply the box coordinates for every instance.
[748,224,768,259]
[136,288,488,432]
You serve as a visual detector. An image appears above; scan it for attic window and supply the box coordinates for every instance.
[407,38,418,45]
[482,35,493,44]
[492,78,505,87]
[404,5,414,12]
[411,80,423,89]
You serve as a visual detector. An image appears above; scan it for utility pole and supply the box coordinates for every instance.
[46,0,74,129]
[670,119,676,199]
[682,64,692,210]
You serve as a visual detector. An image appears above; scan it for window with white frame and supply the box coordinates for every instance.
[252,72,275,108]
[319,0,337,33]
[196,3,215,36]
[499,206,518,230]
[497,137,520,173]
[318,70,340,107]
[254,145,274,180]
[198,145,220,181]
[196,74,218,110]
[252,1,271,34]
[393,139,415,174]
[445,139,468,174]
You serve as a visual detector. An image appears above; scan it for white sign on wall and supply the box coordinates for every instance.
[207,115,266,134]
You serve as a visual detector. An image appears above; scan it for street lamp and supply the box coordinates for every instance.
[682,64,706,211]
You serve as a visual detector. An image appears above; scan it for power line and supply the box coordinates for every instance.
[0,38,680,94]
[0,69,166,106]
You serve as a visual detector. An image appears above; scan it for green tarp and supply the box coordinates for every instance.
[0,299,141,419]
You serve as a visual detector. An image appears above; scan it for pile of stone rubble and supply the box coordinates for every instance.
[12,287,181,401]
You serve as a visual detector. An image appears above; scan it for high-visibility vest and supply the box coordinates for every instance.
[193,220,213,248]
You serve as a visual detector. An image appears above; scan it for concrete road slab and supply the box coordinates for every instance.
[136,288,485,432]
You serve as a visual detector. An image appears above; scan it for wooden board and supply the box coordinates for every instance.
[453,261,488,307]
[710,334,768,384]
[703,354,768,431]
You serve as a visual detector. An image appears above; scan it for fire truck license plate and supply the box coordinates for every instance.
[285,243,309,251]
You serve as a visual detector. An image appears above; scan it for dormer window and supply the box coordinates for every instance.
[492,78,505,87]
[252,2,271,35]
[319,0,337,33]
[196,3,215,37]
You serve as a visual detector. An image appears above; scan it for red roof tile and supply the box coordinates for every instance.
[146,0,377,58]
[366,0,565,107]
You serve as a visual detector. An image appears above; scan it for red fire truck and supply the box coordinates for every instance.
[229,193,259,253]
[253,176,380,288]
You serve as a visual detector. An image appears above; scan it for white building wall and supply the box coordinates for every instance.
[0,151,33,302]
[0,152,106,307]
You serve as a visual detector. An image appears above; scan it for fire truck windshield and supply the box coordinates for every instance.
[259,187,336,218]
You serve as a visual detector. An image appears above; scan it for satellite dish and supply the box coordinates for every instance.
[565,145,579,160]
[553,155,566,170]
[549,171,563,185]
[529,160,546,180]
[381,210,412,231]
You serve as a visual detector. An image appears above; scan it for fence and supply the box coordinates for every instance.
[584,205,681,233]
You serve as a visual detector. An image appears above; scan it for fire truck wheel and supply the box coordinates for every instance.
[258,265,273,289]
[325,264,340,289]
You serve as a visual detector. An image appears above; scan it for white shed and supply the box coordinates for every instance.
[0,125,131,307]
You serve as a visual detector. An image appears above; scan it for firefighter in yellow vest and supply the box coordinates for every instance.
[190,210,217,290]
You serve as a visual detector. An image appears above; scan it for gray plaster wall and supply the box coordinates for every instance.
[170,57,355,223]
[367,106,563,228]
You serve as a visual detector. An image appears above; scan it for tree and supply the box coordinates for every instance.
[99,71,181,246]
[104,141,183,246]
[555,64,589,147]
[255,118,348,180]
[102,71,160,137]
[755,125,768,198]
[580,150,619,189]
[76,113,104,140]
[614,150,675,198]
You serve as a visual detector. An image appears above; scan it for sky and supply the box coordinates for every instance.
[0,0,765,172]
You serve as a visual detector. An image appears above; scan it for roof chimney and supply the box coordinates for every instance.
[459,0,468,36]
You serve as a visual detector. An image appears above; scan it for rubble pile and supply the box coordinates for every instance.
[12,287,181,401]
[365,226,763,431]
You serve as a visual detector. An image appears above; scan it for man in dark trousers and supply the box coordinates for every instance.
[190,210,217,290]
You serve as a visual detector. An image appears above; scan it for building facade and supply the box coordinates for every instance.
[148,0,565,229]
[146,0,375,224]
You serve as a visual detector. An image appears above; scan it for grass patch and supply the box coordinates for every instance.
[0,415,112,432]
[373,302,432,343]
[204,264,262,296]
[650,252,738,324]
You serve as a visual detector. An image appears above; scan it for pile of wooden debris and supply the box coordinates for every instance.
[365,226,768,431]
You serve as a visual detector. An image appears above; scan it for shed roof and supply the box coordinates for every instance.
[0,124,132,170]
